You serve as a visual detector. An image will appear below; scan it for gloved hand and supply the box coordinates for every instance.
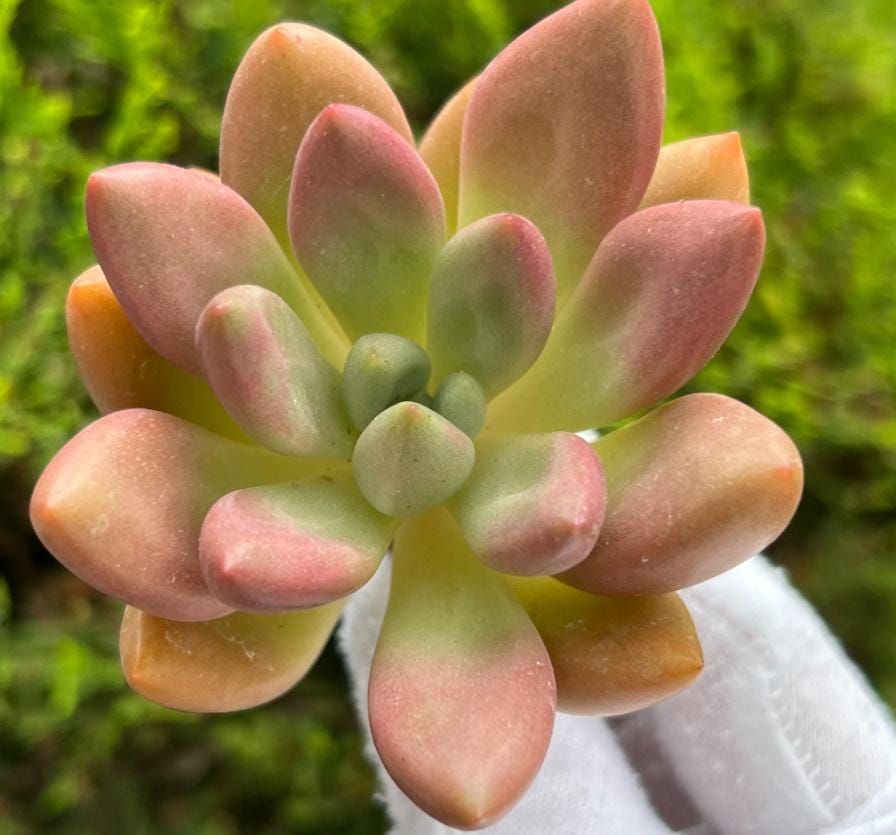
[339,555,896,835]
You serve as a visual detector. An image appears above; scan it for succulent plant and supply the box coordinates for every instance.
[30,0,804,828]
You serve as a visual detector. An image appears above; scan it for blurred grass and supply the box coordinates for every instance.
[1,0,894,831]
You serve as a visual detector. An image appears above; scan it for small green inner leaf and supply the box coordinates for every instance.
[352,402,475,517]
[433,372,486,438]
[342,334,431,431]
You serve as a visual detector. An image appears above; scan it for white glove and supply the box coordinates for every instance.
[338,555,896,835]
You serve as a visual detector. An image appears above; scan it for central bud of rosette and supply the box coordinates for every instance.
[343,333,486,517]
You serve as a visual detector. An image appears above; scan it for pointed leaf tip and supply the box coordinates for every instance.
[352,402,474,517]
[453,433,606,576]
[562,394,803,595]
[196,285,354,458]
[289,104,445,342]
[640,132,750,208]
[220,22,411,242]
[199,474,394,612]
[369,510,555,828]
[460,0,664,300]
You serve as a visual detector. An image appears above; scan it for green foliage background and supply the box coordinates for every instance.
[1,0,894,830]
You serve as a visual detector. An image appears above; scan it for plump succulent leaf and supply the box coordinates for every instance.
[289,104,445,343]
[369,510,555,829]
[452,432,605,576]
[66,266,244,441]
[490,200,766,433]
[459,0,665,301]
[30,409,330,621]
[86,163,345,372]
[426,213,555,398]
[562,394,804,596]
[510,577,703,715]
[640,132,750,208]
[199,471,395,612]
[220,22,412,244]
[432,372,486,439]
[352,402,474,517]
[418,77,477,237]
[341,334,431,432]
[195,285,354,458]
[120,602,342,712]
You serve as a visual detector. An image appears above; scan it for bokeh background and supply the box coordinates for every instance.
[1,0,894,831]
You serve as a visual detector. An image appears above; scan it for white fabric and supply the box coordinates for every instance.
[338,556,896,834]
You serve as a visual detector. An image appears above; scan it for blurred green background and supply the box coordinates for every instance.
[1,0,894,831]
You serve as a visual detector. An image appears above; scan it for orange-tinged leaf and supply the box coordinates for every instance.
[66,266,243,440]
[640,132,750,208]
[120,603,341,712]
[511,577,703,715]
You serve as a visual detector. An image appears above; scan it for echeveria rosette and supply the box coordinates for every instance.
[29,0,804,828]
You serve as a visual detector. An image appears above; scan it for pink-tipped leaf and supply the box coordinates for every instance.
[562,394,804,595]
[220,22,412,243]
[452,432,606,576]
[196,285,354,458]
[30,409,330,621]
[427,213,555,398]
[86,162,344,372]
[460,0,664,301]
[199,471,395,613]
[489,200,766,433]
[120,602,341,712]
[640,132,750,208]
[369,509,555,829]
[289,105,445,342]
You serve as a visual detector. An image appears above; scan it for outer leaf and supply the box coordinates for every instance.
[426,213,555,398]
[289,104,445,342]
[640,132,750,208]
[510,577,703,715]
[120,603,341,712]
[452,433,605,576]
[30,409,329,621]
[369,509,555,829]
[489,201,766,433]
[66,266,243,440]
[199,472,395,612]
[562,394,804,595]
[220,22,412,243]
[86,163,346,371]
[459,0,664,301]
[419,77,477,236]
[196,285,354,458]
[352,402,474,517]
